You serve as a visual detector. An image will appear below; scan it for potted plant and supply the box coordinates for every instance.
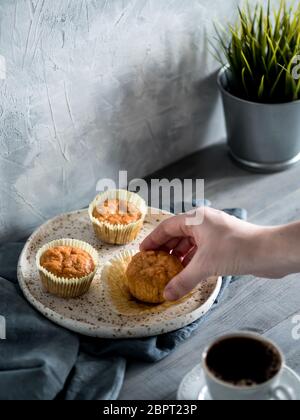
[215,0,300,172]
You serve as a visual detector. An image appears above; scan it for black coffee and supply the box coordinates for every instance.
[205,336,281,387]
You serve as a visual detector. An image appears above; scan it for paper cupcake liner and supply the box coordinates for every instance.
[101,250,197,317]
[36,238,99,299]
[88,189,148,245]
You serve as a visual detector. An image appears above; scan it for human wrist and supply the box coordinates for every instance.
[245,226,279,278]
[268,224,300,277]
[214,222,269,277]
[231,225,270,277]
[244,224,300,279]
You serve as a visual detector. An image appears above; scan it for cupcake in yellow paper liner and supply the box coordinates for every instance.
[36,238,99,299]
[88,190,147,245]
[101,250,199,316]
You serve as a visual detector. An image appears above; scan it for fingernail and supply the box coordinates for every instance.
[164,288,177,302]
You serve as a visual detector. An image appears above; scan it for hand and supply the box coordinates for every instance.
[140,207,267,301]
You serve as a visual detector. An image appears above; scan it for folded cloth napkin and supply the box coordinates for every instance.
[0,208,247,400]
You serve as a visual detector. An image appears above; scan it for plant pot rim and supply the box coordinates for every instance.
[217,65,300,107]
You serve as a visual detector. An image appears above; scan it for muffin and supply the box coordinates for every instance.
[89,190,147,245]
[36,239,99,298]
[126,250,183,304]
[102,249,205,316]
[92,199,141,226]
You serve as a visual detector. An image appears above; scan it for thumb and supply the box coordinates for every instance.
[164,256,205,302]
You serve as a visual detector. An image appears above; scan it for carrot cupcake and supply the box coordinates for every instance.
[101,249,193,316]
[36,239,99,298]
[88,190,147,245]
[126,251,183,304]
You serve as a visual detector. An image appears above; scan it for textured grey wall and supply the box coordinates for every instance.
[0,0,244,242]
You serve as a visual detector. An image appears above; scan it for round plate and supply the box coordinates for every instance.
[177,364,300,400]
[17,208,222,339]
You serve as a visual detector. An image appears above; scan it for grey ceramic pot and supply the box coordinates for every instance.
[218,66,300,172]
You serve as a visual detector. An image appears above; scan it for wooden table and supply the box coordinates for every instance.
[119,143,300,400]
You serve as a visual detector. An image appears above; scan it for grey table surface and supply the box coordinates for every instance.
[119,142,300,400]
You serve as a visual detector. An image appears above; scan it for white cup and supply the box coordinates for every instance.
[202,332,294,400]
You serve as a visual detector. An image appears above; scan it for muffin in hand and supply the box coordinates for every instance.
[126,250,183,304]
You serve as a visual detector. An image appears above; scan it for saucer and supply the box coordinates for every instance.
[177,364,300,400]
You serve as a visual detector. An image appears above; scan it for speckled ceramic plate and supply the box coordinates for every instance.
[17,208,222,339]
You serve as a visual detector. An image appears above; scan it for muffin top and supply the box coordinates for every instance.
[92,199,141,225]
[126,250,183,304]
[40,246,95,279]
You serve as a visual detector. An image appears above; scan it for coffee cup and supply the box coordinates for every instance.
[201,332,294,400]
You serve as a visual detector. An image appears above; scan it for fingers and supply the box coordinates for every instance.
[172,237,195,259]
[160,238,181,253]
[140,214,189,251]
[181,246,197,267]
[164,255,205,301]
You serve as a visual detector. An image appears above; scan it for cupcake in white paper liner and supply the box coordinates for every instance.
[36,238,99,299]
[89,189,147,245]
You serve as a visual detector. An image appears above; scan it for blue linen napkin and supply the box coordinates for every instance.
[0,208,247,400]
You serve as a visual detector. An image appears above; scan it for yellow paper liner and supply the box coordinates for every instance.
[101,250,198,316]
[36,238,99,299]
[88,190,148,245]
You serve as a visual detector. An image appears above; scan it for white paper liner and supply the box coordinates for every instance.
[36,238,99,298]
[88,189,148,245]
